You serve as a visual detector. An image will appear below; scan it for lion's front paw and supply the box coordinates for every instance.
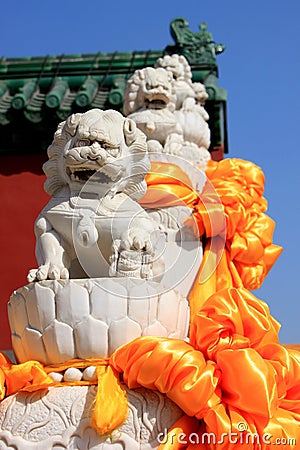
[164,133,184,156]
[27,264,69,282]
[147,139,163,153]
[120,228,153,253]
[163,141,182,156]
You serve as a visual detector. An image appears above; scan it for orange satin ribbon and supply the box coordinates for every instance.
[110,288,300,450]
[123,157,297,449]
[141,158,282,319]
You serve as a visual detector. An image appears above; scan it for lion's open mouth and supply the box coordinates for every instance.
[67,167,113,184]
[145,99,167,110]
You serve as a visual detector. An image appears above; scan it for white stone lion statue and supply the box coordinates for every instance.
[155,53,194,110]
[123,66,182,148]
[123,59,211,168]
[27,108,161,282]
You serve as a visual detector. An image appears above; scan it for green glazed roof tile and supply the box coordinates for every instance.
[0,18,228,155]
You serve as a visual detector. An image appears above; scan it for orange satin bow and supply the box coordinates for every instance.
[141,158,282,319]
[111,288,300,450]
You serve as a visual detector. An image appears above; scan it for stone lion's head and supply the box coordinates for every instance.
[155,55,195,110]
[193,82,209,106]
[155,54,192,82]
[123,67,176,116]
[43,109,149,200]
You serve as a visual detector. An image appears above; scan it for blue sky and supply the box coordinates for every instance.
[1,0,299,342]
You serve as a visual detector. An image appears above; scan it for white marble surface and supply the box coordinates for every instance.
[0,386,183,449]
[8,278,190,364]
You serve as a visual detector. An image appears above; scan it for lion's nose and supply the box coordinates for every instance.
[91,141,101,152]
[86,142,106,163]
[96,149,108,165]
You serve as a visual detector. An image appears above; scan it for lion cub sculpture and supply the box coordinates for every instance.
[28,109,162,282]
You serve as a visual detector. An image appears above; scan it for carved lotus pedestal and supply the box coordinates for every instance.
[0,278,189,449]
[8,278,189,363]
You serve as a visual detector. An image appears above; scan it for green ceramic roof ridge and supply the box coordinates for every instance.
[0,51,164,79]
[0,18,225,79]
[0,18,228,155]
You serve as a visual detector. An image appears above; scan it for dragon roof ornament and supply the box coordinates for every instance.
[0,18,227,157]
[166,18,225,68]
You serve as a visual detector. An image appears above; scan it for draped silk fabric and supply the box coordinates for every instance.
[141,159,283,319]
[111,289,300,449]
[0,158,299,449]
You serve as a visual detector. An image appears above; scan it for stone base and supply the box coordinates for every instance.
[8,278,189,364]
[0,386,182,449]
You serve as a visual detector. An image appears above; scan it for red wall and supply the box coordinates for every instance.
[0,149,224,350]
[0,154,49,350]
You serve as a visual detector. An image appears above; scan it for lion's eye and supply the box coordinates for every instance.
[106,148,119,157]
[77,139,90,147]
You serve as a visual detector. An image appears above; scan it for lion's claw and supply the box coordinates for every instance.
[133,236,151,251]
[121,228,153,253]
[27,269,38,283]
[27,264,69,282]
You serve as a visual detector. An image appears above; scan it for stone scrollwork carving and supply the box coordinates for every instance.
[0,386,183,449]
